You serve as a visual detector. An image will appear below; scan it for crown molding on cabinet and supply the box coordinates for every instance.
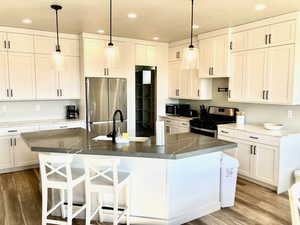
[198,28,230,40]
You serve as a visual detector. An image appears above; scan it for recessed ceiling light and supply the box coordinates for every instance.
[22,18,32,24]
[255,4,267,11]
[153,37,159,41]
[128,13,137,19]
[192,24,199,29]
[97,29,105,34]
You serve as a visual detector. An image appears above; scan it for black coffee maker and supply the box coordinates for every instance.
[66,105,79,119]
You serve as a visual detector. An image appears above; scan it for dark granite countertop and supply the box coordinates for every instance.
[21,128,237,159]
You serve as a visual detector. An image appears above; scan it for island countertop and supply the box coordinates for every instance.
[21,128,237,159]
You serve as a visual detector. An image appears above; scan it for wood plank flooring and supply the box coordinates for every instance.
[0,169,291,225]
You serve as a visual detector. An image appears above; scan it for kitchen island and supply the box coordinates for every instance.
[22,128,237,225]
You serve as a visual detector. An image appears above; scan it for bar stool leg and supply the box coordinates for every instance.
[67,189,73,225]
[59,190,66,218]
[85,187,91,225]
[113,191,119,225]
[126,183,130,225]
[98,193,104,223]
[42,187,48,225]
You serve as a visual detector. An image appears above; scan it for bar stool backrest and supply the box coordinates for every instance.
[39,153,74,185]
[83,157,120,187]
[289,182,300,225]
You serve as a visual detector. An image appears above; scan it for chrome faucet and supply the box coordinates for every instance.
[112,110,124,143]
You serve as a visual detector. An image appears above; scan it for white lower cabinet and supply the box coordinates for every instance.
[235,140,252,177]
[14,136,38,167]
[0,136,14,169]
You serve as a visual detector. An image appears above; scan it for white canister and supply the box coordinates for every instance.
[236,112,245,126]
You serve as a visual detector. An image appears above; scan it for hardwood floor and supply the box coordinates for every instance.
[0,169,291,225]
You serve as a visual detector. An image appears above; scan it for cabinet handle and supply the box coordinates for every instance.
[221,130,229,134]
[211,67,214,75]
[266,90,269,100]
[107,68,109,76]
[249,136,259,140]
[4,40,6,49]
[209,67,211,75]
[250,145,253,154]
[8,41,11,49]
[57,89,59,97]
[197,89,200,97]
[265,34,268,45]
[268,34,272,44]
[6,89,9,97]
[8,130,18,133]
[14,138,16,146]
[10,89,13,97]
[10,138,12,147]
[230,41,233,50]
[228,90,231,98]
[254,145,257,155]
[263,90,265,100]
[60,89,62,97]
[59,126,68,129]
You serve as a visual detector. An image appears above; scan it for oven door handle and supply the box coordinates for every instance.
[191,127,216,133]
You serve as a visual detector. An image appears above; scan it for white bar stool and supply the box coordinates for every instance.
[39,153,86,225]
[83,157,131,225]
[289,182,300,225]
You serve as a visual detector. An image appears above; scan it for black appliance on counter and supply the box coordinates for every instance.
[66,105,79,119]
[190,106,239,138]
[166,104,197,117]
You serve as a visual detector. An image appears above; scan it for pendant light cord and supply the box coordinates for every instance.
[55,9,60,51]
[189,0,194,48]
[109,0,113,46]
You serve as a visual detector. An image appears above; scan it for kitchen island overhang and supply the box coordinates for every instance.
[22,128,237,225]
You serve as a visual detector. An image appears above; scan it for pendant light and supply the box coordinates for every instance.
[182,0,199,70]
[51,4,64,71]
[105,0,120,68]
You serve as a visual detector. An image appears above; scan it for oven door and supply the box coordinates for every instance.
[190,127,217,138]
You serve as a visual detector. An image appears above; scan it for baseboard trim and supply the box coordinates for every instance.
[238,175,277,191]
[0,164,39,174]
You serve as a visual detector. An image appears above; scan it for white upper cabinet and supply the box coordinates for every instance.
[168,61,181,98]
[228,52,245,101]
[0,32,6,51]
[35,54,59,99]
[60,38,80,56]
[6,33,34,53]
[244,49,267,102]
[265,45,294,104]
[59,56,81,99]
[247,26,269,50]
[230,31,247,52]
[0,52,9,100]
[269,21,296,47]
[198,33,229,78]
[168,45,183,61]
[135,44,157,66]
[8,53,35,100]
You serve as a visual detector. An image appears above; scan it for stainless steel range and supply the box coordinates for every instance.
[190,106,239,138]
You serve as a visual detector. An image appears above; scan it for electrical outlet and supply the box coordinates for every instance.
[288,110,293,119]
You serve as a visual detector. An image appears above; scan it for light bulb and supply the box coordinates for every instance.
[105,45,120,69]
[53,51,64,71]
[181,47,199,70]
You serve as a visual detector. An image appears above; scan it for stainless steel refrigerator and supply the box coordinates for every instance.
[85,77,127,135]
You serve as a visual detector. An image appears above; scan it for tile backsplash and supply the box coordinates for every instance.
[0,100,79,122]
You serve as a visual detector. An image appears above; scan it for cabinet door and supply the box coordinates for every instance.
[244,49,267,102]
[0,52,10,100]
[34,36,56,54]
[14,136,38,167]
[265,45,294,104]
[178,69,190,99]
[8,53,35,100]
[60,38,80,57]
[0,32,6,51]
[107,42,127,78]
[0,136,13,169]
[189,72,212,100]
[35,54,60,99]
[253,144,276,185]
[136,44,147,66]
[269,21,295,47]
[229,52,245,101]
[168,61,180,98]
[231,31,247,52]
[199,38,213,77]
[59,56,80,99]
[146,46,157,66]
[169,46,183,61]
[7,33,34,53]
[82,38,106,77]
[212,35,228,77]
[236,141,252,177]
[247,26,269,50]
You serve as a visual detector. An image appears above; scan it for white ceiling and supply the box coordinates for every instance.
[0,0,299,42]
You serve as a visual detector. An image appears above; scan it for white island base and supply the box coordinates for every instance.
[52,151,223,225]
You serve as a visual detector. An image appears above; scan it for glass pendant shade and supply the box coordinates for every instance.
[105,44,120,69]
[53,50,64,71]
[181,47,199,70]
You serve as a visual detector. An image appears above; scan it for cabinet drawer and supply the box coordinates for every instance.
[164,119,190,128]
[218,128,237,136]
[0,126,39,136]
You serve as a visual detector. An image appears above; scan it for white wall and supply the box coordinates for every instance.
[0,100,79,122]
[180,78,300,129]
